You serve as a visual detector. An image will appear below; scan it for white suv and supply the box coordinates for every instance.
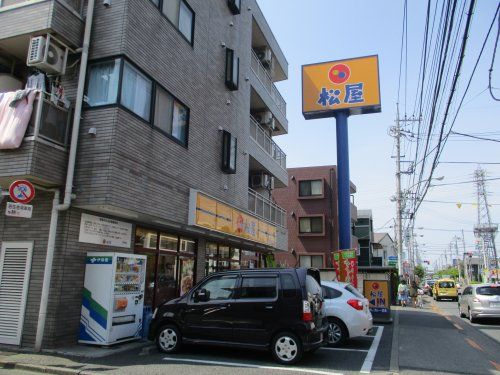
[321,281,373,347]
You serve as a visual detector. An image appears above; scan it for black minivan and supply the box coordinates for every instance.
[148,268,327,364]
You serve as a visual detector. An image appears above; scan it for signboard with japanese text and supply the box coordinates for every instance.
[363,280,390,314]
[79,213,132,248]
[332,249,358,287]
[192,191,276,247]
[5,202,33,218]
[302,55,381,119]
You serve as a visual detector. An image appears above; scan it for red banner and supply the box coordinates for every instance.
[332,249,358,288]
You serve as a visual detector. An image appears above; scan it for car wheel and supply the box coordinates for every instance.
[468,308,477,324]
[459,304,466,318]
[271,332,303,365]
[327,318,348,347]
[156,324,181,354]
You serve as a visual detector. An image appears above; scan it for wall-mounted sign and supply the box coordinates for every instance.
[302,55,381,119]
[6,202,33,218]
[9,180,36,204]
[190,191,276,247]
[79,213,132,248]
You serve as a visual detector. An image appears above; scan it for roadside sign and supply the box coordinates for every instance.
[302,55,381,119]
[6,202,33,218]
[9,180,35,204]
[364,280,390,314]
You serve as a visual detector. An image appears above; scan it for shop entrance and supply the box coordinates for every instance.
[134,228,196,309]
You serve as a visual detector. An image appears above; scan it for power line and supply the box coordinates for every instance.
[489,6,500,101]
[450,131,500,143]
[439,161,500,164]
[432,176,500,186]
[422,199,500,206]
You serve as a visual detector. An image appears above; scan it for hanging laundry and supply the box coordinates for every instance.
[0,90,36,149]
[26,71,46,92]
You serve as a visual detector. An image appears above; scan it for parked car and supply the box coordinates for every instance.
[148,267,328,364]
[424,279,436,296]
[433,278,458,301]
[321,281,373,347]
[458,284,500,323]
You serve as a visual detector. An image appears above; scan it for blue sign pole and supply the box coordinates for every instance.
[335,111,352,250]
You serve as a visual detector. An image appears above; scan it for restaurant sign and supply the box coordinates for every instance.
[189,190,276,247]
[302,55,381,119]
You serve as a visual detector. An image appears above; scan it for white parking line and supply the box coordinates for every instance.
[163,357,344,375]
[360,325,384,374]
[320,347,369,352]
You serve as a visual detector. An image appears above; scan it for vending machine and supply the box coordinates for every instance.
[79,252,147,345]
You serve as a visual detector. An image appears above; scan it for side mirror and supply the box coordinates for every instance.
[194,288,210,303]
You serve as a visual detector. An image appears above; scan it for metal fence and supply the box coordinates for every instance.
[249,116,286,169]
[248,188,286,228]
[250,50,287,117]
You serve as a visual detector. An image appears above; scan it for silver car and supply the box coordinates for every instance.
[458,284,500,323]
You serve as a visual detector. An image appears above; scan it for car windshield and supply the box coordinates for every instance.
[345,284,364,299]
[439,281,455,288]
[476,286,500,296]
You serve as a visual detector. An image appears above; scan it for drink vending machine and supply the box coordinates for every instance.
[79,252,147,345]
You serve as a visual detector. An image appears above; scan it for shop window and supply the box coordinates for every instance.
[227,0,241,14]
[299,179,323,198]
[121,61,152,121]
[159,233,178,251]
[225,48,239,90]
[299,216,324,234]
[179,256,195,295]
[205,243,243,274]
[221,130,237,174]
[180,237,196,253]
[299,255,324,268]
[86,59,120,106]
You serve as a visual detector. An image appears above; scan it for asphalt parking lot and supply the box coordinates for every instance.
[122,325,392,375]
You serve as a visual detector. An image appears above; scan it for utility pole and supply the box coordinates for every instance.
[394,105,403,277]
[461,230,469,283]
[453,236,462,282]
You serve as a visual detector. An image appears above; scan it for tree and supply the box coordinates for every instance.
[414,265,425,280]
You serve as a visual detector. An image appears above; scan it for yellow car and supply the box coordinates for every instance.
[433,279,458,301]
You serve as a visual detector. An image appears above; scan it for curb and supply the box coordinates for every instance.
[0,360,98,375]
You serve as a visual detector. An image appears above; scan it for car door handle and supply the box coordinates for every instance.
[264,305,274,310]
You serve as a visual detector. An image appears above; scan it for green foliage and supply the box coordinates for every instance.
[414,265,426,280]
[436,267,459,279]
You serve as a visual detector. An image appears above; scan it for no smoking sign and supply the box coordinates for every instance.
[9,180,36,204]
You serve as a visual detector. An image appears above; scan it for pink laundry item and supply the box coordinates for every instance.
[0,90,36,149]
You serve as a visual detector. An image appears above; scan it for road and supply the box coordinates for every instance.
[1,297,499,374]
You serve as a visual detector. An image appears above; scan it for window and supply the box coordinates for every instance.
[322,286,342,299]
[299,217,324,234]
[240,277,277,299]
[476,286,500,296]
[86,59,120,106]
[87,57,190,147]
[438,281,455,288]
[299,180,323,197]
[221,130,237,173]
[225,48,239,90]
[154,86,189,145]
[227,0,241,14]
[299,255,323,268]
[121,62,152,121]
[199,276,238,301]
[159,0,194,43]
[280,273,297,298]
[345,284,364,299]
[205,243,242,274]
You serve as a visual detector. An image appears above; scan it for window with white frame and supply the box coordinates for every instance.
[299,255,323,268]
[299,179,323,197]
[299,216,323,234]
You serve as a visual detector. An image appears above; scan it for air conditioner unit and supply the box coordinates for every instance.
[251,172,270,189]
[255,111,273,125]
[256,47,272,67]
[27,35,68,75]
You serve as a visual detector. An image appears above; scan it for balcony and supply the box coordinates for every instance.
[251,50,287,119]
[0,91,71,187]
[248,188,286,228]
[249,116,286,169]
[0,0,84,49]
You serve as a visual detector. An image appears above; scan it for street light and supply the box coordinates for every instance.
[404,176,445,192]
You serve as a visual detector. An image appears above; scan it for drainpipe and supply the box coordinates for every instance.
[34,0,96,352]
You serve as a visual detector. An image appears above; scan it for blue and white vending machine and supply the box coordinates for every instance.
[79,252,147,345]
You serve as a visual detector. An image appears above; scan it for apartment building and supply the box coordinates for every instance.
[0,0,289,348]
[354,210,374,266]
[272,166,358,269]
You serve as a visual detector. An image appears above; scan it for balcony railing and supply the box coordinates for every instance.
[26,91,71,148]
[251,50,287,117]
[249,116,286,170]
[0,0,83,13]
[248,188,286,228]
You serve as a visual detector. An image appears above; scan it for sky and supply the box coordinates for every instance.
[256,0,500,268]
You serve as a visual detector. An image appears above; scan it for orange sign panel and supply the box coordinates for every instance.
[302,55,381,119]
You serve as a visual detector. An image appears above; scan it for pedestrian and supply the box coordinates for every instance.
[397,280,409,307]
[409,281,418,308]
[417,287,424,308]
